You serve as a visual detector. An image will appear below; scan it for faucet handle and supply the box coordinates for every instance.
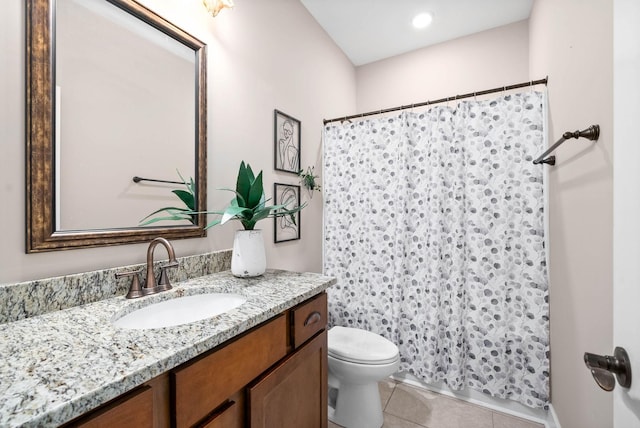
[157,261,179,291]
[115,269,144,299]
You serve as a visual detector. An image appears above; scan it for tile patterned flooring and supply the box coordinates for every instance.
[328,379,545,428]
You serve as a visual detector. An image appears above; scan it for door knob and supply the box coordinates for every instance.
[584,347,632,391]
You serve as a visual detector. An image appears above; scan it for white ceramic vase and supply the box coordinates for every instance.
[231,229,267,277]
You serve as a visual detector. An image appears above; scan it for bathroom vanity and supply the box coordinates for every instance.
[0,269,335,427]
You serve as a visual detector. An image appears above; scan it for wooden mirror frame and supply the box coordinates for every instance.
[26,0,207,252]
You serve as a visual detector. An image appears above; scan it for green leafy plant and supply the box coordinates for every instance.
[139,171,197,226]
[204,161,305,230]
[298,166,321,197]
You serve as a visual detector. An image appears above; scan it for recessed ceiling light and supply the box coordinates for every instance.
[412,12,433,29]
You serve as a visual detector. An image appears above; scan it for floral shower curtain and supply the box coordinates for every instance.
[323,91,549,408]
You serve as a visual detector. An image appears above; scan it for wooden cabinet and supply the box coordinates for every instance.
[245,293,328,428]
[248,330,328,428]
[67,292,327,428]
[172,314,287,428]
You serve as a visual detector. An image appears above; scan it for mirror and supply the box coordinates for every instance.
[26,0,207,252]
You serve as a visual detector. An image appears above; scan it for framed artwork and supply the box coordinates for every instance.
[273,183,301,243]
[274,109,301,174]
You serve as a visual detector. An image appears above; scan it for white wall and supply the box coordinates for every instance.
[529,0,614,427]
[0,0,355,284]
[355,20,530,113]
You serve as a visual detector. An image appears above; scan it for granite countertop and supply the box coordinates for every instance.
[0,269,335,428]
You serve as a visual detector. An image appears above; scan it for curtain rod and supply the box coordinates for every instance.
[323,76,548,125]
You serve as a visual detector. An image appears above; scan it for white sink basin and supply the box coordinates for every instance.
[112,293,247,330]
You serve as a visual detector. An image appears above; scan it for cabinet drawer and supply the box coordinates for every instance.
[172,314,287,428]
[291,293,327,348]
[68,386,153,428]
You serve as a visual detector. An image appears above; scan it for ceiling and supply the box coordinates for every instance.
[300,0,534,66]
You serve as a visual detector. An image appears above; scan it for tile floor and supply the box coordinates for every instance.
[328,379,545,428]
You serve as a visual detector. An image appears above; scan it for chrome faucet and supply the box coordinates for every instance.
[115,237,179,299]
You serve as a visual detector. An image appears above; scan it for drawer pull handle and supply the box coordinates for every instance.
[197,400,236,427]
[304,311,322,326]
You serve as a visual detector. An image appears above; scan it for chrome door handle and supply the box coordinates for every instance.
[584,347,632,391]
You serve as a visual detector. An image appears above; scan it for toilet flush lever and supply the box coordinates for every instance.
[584,347,632,391]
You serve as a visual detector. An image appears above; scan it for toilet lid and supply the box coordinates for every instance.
[328,326,399,365]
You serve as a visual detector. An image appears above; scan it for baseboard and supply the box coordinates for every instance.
[391,373,558,428]
[546,404,562,428]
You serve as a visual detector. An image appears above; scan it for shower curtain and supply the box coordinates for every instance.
[323,91,549,408]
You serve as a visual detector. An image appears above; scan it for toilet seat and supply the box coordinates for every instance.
[328,326,399,365]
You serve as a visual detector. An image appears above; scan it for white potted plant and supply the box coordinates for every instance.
[140,162,304,277]
[206,161,305,277]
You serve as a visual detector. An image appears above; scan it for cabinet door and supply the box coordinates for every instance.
[248,330,327,428]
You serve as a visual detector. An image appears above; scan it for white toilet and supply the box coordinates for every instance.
[327,326,400,428]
